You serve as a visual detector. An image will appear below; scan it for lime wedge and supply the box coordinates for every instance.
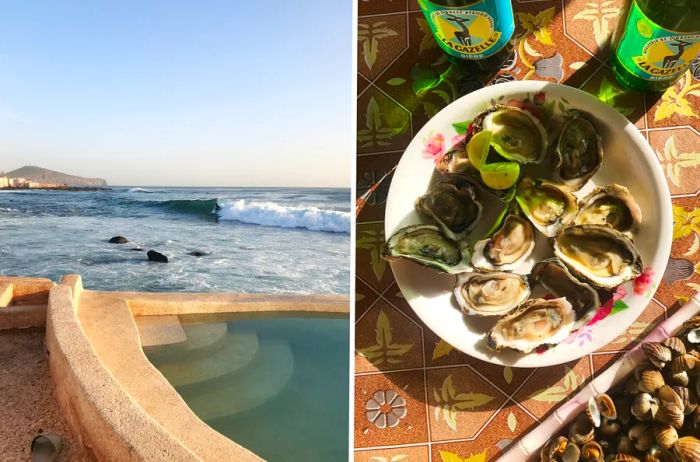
[467,130,492,169]
[480,162,520,190]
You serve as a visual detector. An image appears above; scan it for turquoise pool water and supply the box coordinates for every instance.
[144,314,349,461]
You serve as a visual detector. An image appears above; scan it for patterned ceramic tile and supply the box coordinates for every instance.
[430,402,538,461]
[358,85,413,155]
[356,299,425,373]
[355,445,430,462]
[359,74,372,95]
[358,14,409,82]
[356,277,380,319]
[355,370,429,448]
[357,222,396,293]
[649,127,700,196]
[654,195,700,312]
[357,152,403,223]
[563,0,623,60]
[512,358,593,419]
[359,0,409,17]
[646,71,700,131]
[425,366,508,441]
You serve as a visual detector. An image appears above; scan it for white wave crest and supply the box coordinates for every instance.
[217,200,350,233]
[127,187,154,193]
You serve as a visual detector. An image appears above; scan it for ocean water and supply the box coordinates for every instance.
[0,187,350,294]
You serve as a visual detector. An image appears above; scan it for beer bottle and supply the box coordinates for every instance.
[611,0,700,92]
[417,0,516,73]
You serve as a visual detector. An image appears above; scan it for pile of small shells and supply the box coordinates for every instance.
[540,316,700,462]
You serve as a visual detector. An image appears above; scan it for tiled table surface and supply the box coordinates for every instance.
[355,1,700,460]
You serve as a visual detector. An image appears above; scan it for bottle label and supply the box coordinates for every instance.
[616,1,700,82]
[417,0,514,60]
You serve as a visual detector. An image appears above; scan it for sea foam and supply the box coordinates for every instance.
[217,200,350,233]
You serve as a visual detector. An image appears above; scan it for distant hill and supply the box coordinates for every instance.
[4,166,107,187]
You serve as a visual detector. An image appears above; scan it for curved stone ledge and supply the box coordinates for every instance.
[45,274,349,461]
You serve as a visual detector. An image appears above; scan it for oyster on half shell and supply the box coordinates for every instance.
[382,224,472,274]
[575,184,642,238]
[553,111,603,191]
[454,272,530,317]
[516,177,578,237]
[530,258,600,329]
[472,214,535,271]
[415,176,482,241]
[553,224,643,289]
[479,106,548,164]
[487,297,576,353]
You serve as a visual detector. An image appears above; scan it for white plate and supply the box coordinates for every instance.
[384,81,672,368]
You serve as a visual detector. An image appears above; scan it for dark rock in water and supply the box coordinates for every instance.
[130,248,143,252]
[109,236,128,244]
[188,251,209,257]
[147,250,168,263]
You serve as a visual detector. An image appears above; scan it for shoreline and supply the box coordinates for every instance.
[0,186,110,192]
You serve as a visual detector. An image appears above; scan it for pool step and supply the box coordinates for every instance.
[144,321,228,362]
[150,330,260,387]
[178,339,294,420]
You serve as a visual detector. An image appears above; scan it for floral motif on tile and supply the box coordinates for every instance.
[358,95,408,149]
[357,309,413,366]
[439,450,488,462]
[359,21,399,70]
[366,389,408,429]
[571,0,620,49]
[515,8,564,82]
[356,227,388,282]
[527,366,581,403]
[655,71,700,122]
[657,135,700,188]
[433,374,495,431]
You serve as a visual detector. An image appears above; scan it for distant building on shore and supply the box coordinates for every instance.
[0,176,68,189]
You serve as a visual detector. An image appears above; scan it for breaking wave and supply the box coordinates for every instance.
[127,187,155,193]
[217,200,350,233]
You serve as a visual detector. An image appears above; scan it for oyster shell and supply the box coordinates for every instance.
[553,224,643,289]
[480,106,548,164]
[453,272,530,316]
[382,224,472,274]
[575,184,642,237]
[472,215,535,271]
[487,297,576,353]
[436,146,471,175]
[516,178,578,237]
[415,176,482,241]
[530,258,600,329]
[552,111,603,190]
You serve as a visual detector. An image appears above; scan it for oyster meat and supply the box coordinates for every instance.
[472,214,535,271]
[575,184,642,237]
[480,106,548,164]
[553,224,643,289]
[553,111,603,190]
[382,224,472,274]
[515,177,578,237]
[454,272,530,317]
[530,258,600,329]
[487,297,576,353]
[436,146,471,175]
[415,176,482,241]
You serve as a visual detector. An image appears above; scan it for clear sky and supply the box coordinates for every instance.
[0,1,351,187]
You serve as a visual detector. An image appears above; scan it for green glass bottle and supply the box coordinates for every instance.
[611,0,700,92]
[417,0,516,73]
